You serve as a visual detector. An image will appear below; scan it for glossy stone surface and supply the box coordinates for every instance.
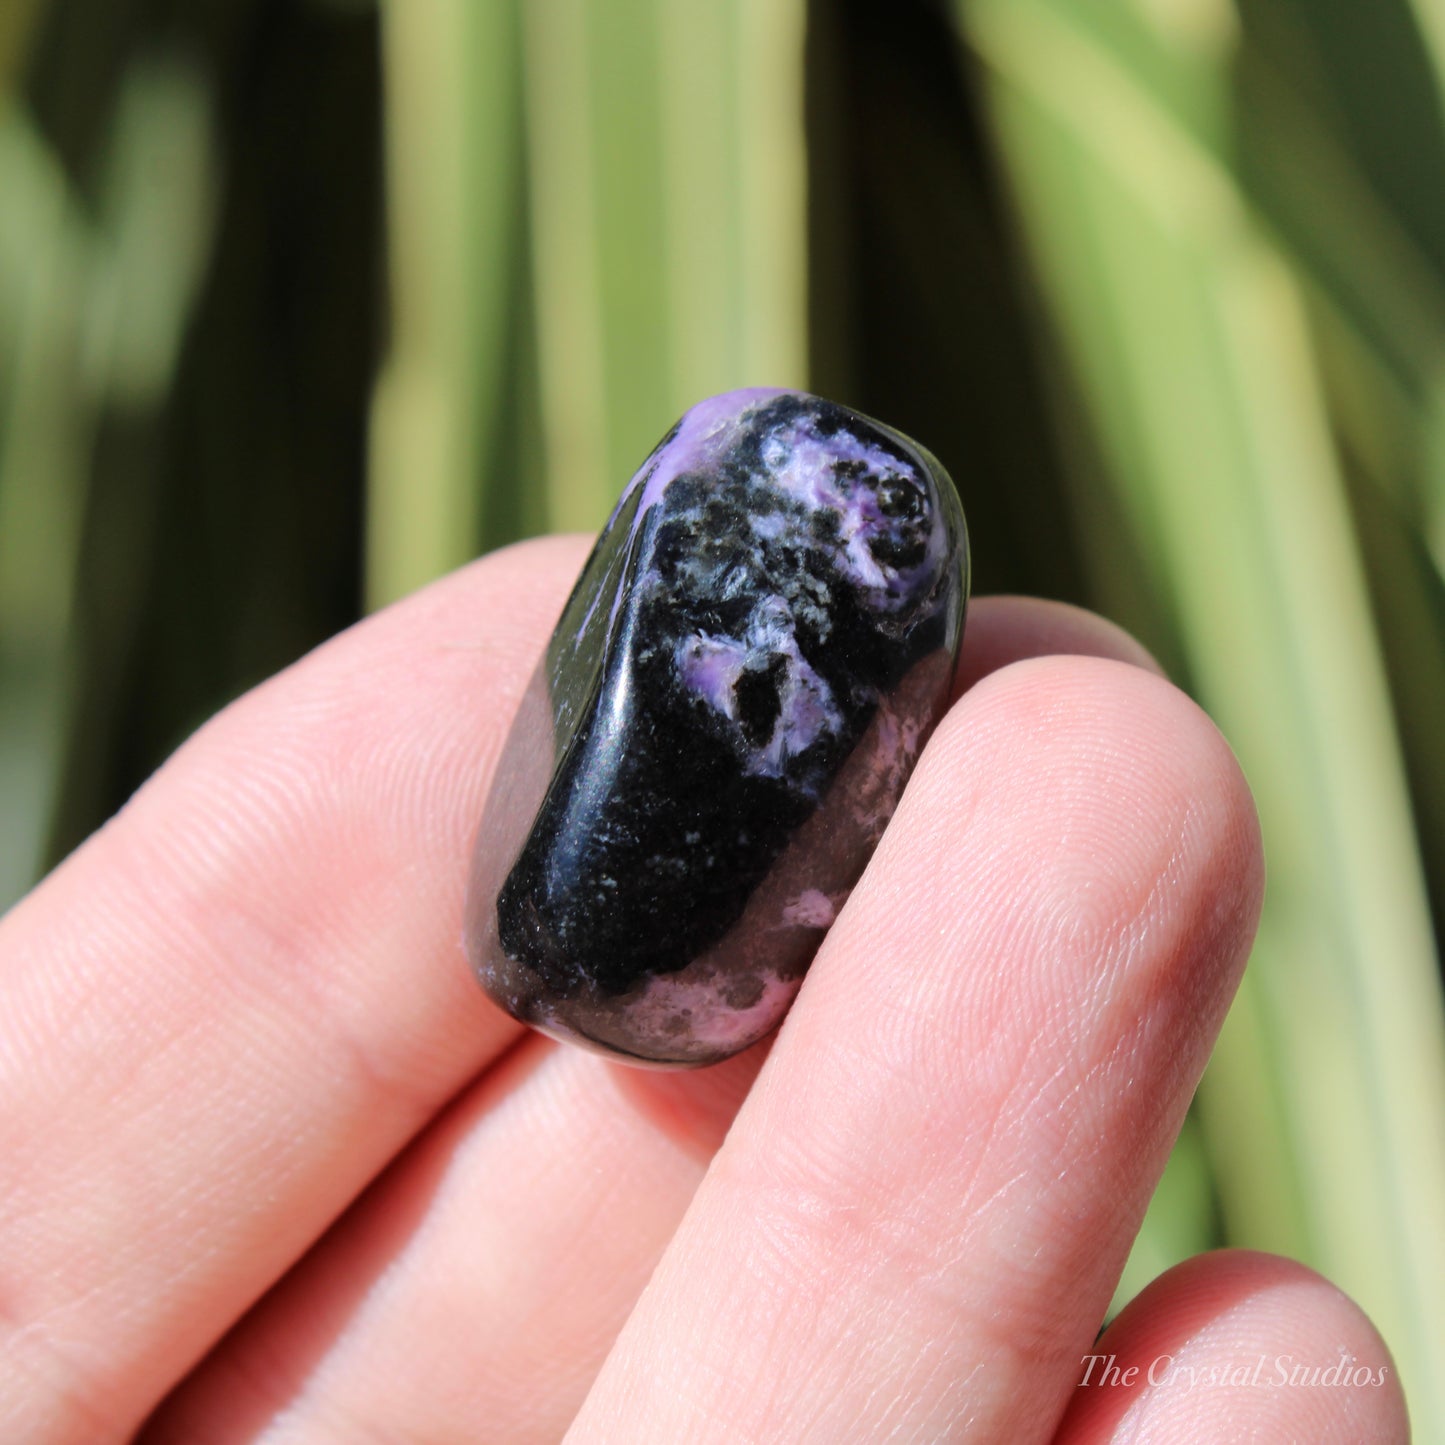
[464,388,968,1066]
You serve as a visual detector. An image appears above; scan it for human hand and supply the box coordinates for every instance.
[0,537,1406,1442]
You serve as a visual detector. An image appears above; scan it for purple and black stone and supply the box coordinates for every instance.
[464,388,969,1066]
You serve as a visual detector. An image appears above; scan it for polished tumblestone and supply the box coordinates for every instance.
[465,388,969,1066]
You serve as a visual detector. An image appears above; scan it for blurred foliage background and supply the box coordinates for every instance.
[3,0,1444,1431]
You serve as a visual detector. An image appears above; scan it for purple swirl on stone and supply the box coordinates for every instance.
[465,388,969,1066]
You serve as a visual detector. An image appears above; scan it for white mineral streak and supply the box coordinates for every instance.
[675,598,842,776]
[674,631,749,714]
[760,422,940,607]
[781,887,847,928]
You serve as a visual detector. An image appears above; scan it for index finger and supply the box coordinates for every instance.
[0,535,590,1443]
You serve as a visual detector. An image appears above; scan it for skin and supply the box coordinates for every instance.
[0,536,1407,1443]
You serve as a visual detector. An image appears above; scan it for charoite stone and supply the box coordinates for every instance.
[464,388,969,1066]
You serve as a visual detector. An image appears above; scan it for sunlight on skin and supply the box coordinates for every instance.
[0,539,1403,1444]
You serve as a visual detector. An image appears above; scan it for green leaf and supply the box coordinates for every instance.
[367,0,530,607]
[520,0,808,533]
[958,0,1445,1428]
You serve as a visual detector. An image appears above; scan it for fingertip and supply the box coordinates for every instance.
[1060,1250,1409,1444]
[353,531,595,674]
[956,596,1164,696]
[925,654,1264,975]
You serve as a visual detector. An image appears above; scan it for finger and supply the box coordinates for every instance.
[567,656,1264,1443]
[1056,1250,1408,1444]
[139,1038,766,1445]
[953,595,1161,693]
[143,597,1160,1444]
[0,535,590,1444]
